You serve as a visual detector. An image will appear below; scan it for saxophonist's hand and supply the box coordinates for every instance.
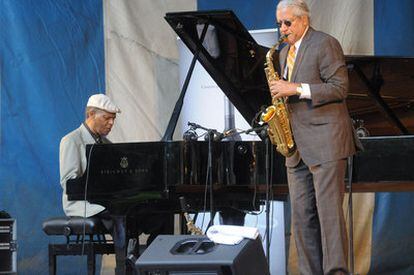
[269,80,300,99]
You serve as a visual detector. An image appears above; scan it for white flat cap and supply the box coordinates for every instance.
[87,94,121,113]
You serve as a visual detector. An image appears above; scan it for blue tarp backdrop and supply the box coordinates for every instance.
[0,0,105,273]
[374,0,414,56]
[197,0,277,30]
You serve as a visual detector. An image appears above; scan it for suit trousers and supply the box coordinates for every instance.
[287,158,348,275]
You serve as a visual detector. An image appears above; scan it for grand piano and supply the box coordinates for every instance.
[67,10,414,274]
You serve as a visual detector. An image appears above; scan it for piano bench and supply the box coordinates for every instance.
[42,216,114,275]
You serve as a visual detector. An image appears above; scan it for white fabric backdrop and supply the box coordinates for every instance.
[308,0,374,55]
[104,0,196,142]
[101,1,196,272]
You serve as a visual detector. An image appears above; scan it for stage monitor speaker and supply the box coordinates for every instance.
[135,235,269,275]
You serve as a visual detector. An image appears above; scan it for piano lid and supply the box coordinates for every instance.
[165,10,272,126]
[165,10,414,136]
[346,56,414,136]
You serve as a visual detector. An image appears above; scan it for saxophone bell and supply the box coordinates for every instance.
[261,106,276,122]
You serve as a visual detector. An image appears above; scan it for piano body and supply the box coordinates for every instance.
[67,140,287,211]
[66,10,414,273]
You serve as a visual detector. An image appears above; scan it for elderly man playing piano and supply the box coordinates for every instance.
[60,94,118,219]
[60,94,167,274]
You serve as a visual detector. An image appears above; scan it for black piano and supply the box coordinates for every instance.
[67,10,414,274]
[66,140,287,211]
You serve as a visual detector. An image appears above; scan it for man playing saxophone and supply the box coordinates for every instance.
[269,1,360,274]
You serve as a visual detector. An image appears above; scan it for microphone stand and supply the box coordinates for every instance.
[264,133,271,263]
[347,156,358,275]
[188,122,218,228]
[186,122,269,229]
[241,123,272,258]
[206,129,215,228]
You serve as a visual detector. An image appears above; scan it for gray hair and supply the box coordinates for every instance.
[277,0,311,19]
[85,106,105,119]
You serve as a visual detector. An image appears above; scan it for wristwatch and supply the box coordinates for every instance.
[296,85,303,96]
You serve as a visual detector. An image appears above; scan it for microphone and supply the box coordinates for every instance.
[188,121,229,141]
[259,125,269,139]
[214,128,239,141]
[223,128,237,137]
[187,121,202,129]
[245,125,268,134]
[212,130,225,141]
[251,105,267,126]
[183,129,198,141]
[204,129,222,141]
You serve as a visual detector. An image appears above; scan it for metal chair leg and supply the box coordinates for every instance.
[87,244,96,275]
[48,244,56,275]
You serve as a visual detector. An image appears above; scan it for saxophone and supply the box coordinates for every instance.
[179,197,203,235]
[261,34,296,157]
[182,212,203,235]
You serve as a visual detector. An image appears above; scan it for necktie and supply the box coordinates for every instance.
[287,45,296,81]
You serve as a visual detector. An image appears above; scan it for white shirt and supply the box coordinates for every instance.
[283,27,311,99]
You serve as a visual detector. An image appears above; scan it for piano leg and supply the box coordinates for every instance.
[219,208,245,226]
[138,212,174,244]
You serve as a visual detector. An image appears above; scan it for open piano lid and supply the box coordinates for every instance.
[165,10,272,126]
[165,10,414,136]
[346,56,414,135]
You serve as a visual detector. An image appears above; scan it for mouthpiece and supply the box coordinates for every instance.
[278,34,289,43]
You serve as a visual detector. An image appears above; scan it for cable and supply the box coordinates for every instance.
[201,163,210,231]
[201,136,214,231]
[269,142,275,245]
[79,143,95,274]
[264,137,271,260]
[347,156,357,275]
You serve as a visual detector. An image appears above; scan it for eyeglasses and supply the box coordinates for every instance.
[276,18,295,28]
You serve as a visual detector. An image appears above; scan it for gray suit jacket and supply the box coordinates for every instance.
[279,27,357,167]
[59,124,107,217]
